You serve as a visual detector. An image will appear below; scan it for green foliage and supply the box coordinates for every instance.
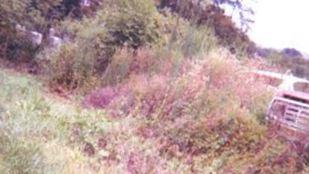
[0,0,89,62]
[1,49,309,173]
[1,1,308,172]
[248,90,272,124]
[180,26,215,57]
[0,0,62,61]
[39,0,163,92]
[0,71,60,173]
[0,1,63,34]
[0,70,110,173]
[164,15,218,58]
[103,0,162,49]
[0,135,47,174]
[39,16,116,91]
[41,41,104,92]
[82,53,307,173]
[158,1,255,57]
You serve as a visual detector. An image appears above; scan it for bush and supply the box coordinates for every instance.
[39,0,163,92]
[41,40,105,92]
[85,51,270,120]
[101,48,162,86]
[161,12,218,58]
[101,0,162,49]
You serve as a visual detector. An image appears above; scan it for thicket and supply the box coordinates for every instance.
[2,50,309,173]
[0,0,259,93]
[38,0,162,92]
[2,1,309,173]
[81,51,309,173]
[0,0,256,64]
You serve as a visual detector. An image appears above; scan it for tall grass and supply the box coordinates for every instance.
[82,51,308,173]
[1,51,309,173]
[2,0,308,173]
[0,70,110,173]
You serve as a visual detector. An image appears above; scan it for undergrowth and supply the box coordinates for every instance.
[1,1,308,173]
[82,51,308,173]
[1,49,309,173]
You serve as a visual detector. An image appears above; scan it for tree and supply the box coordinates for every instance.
[212,0,255,32]
[159,0,254,32]
[158,0,256,55]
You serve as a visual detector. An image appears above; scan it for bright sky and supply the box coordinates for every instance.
[248,0,309,53]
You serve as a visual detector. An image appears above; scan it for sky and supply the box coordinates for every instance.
[247,0,309,53]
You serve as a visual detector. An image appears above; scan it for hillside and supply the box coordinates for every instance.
[1,57,308,173]
[0,0,309,173]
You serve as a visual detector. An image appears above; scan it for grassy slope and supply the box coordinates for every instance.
[0,69,103,173]
[0,66,307,173]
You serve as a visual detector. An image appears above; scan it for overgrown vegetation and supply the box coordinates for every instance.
[158,0,256,56]
[1,0,309,173]
[1,54,309,173]
[37,0,163,92]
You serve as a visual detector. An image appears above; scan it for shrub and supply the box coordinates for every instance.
[41,40,104,92]
[39,0,163,92]
[103,0,162,49]
[85,51,270,120]
[40,16,113,91]
[101,48,161,86]
[152,10,219,60]
[164,15,218,58]
[84,51,271,127]
[180,25,217,57]
[41,29,161,92]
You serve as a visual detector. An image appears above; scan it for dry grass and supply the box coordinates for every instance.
[0,50,308,173]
